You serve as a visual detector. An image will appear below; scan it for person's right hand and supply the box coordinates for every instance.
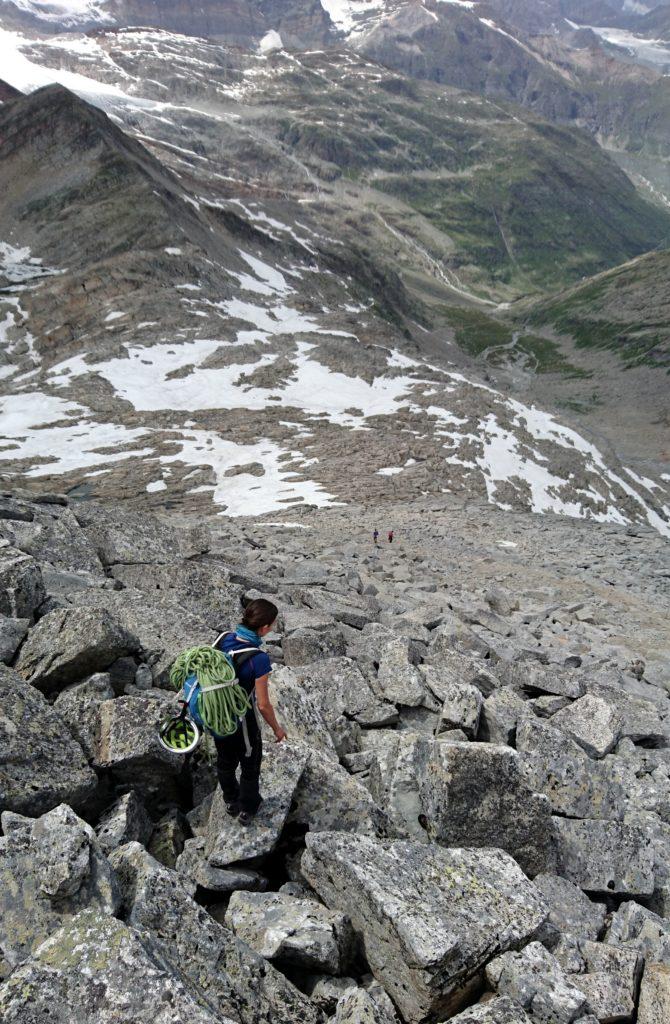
[274,727,288,743]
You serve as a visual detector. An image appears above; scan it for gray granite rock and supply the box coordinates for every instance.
[95,790,153,854]
[95,691,186,798]
[72,502,209,566]
[0,546,45,619]
[368,730,429,839]
[532,873,606,972]
[446,997,533,1022]
[606,901,670,963]
[334,986,400,1024]
[0,664,97,816]
[637,964,670,1024]
[376,636,425,707]
[226,889,355,974]
[63,587,218,684]
[288,742,390,836]
[0,908,233,1024]
[15,607,138,694]
[53,672,115,760]
[517,718,627,820]
[282,625,347,666]
[0,504,103,575]
[111,559,242,630]
[420,741,555,876]
[305,974,358,1013]
[206,742,308,866]
[572,941,641,1024]
[486,942,588,1023]
[176,837,267,892]
[269,667,338,756]
[479,687,529,745]
[498,661,584,700]
[0,614,29,663]
[554,818,655,896]
[302,831,548,1022]
[437,678,483,737]
[110,842,319,1024]
[550,694,622,759]
[146,808,188,868]
[0,804,118,979]
[291,655,389,724]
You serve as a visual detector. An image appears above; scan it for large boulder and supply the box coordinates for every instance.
[282,625,347,666]
[0,804,118,979]
[0,546,45,618]
[0,614,29,663]
[225,890,355,974]
[15,607,138,694]
[176,837,267,893]
[0,908,232,1024]
[573,941,641,1023]
[485,942,588,1023]
[72,501,209,566]
[110,842,319,1024]
[517,718,627,820]
[447,998,533,1022]
[95,691,186,800]
[65,588,219,683]
[375,637,425,707]
[334,986,400,1024]
[95,791,153,854]
[554,819,655,896]
[419,741,555,876]
[638,964,670,1024]
[550,694,621,759]
[268,668,339,756]
[606,901,670,963]
[205,741,308,866]
[110,560,242,630]
[532,873,607,972]
[302,831,548,1022]
[291,656,393,725]
[0,665,97,816]
[287,743,390,836]
[0,502,104,574]
[53,672,115,761]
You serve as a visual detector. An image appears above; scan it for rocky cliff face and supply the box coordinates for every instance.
[0,488,669,1021]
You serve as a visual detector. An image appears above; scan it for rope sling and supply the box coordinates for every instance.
[169,645,252,737]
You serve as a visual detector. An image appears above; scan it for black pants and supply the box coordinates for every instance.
[214,720,262,814]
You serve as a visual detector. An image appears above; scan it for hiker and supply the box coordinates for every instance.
[373,528,379,545]
[214,598,286,826]
[388,529,394,543]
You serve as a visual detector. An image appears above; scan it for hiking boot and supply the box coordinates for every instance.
[225,801,240,818]
[238,810,255,826]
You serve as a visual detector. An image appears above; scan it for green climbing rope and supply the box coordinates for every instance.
[169,645,252,737]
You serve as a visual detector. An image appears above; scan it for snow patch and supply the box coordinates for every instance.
[259,30,283,54]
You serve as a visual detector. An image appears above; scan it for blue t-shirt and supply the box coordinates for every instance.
[218,631,272,696]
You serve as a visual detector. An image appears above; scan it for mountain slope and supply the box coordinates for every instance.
[526,248,670,369]
[0,82,668,535]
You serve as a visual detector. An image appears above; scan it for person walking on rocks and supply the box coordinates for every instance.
[373,528,379,546]
[388,529,394,544]
[214,599,287,826]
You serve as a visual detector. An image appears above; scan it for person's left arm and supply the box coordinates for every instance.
[255,675,287,742]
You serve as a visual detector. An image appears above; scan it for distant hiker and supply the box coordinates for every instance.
[214,599,286,826]
[388,530,394,543]
[373,528,379,545]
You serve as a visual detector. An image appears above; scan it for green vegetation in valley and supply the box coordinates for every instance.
[441,306,590,377]
[527,250,670,370]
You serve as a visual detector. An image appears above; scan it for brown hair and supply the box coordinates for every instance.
[241,598,278,632]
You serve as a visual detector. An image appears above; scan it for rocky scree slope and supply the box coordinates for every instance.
[0,80,669,535]
[0,488,670,1022]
